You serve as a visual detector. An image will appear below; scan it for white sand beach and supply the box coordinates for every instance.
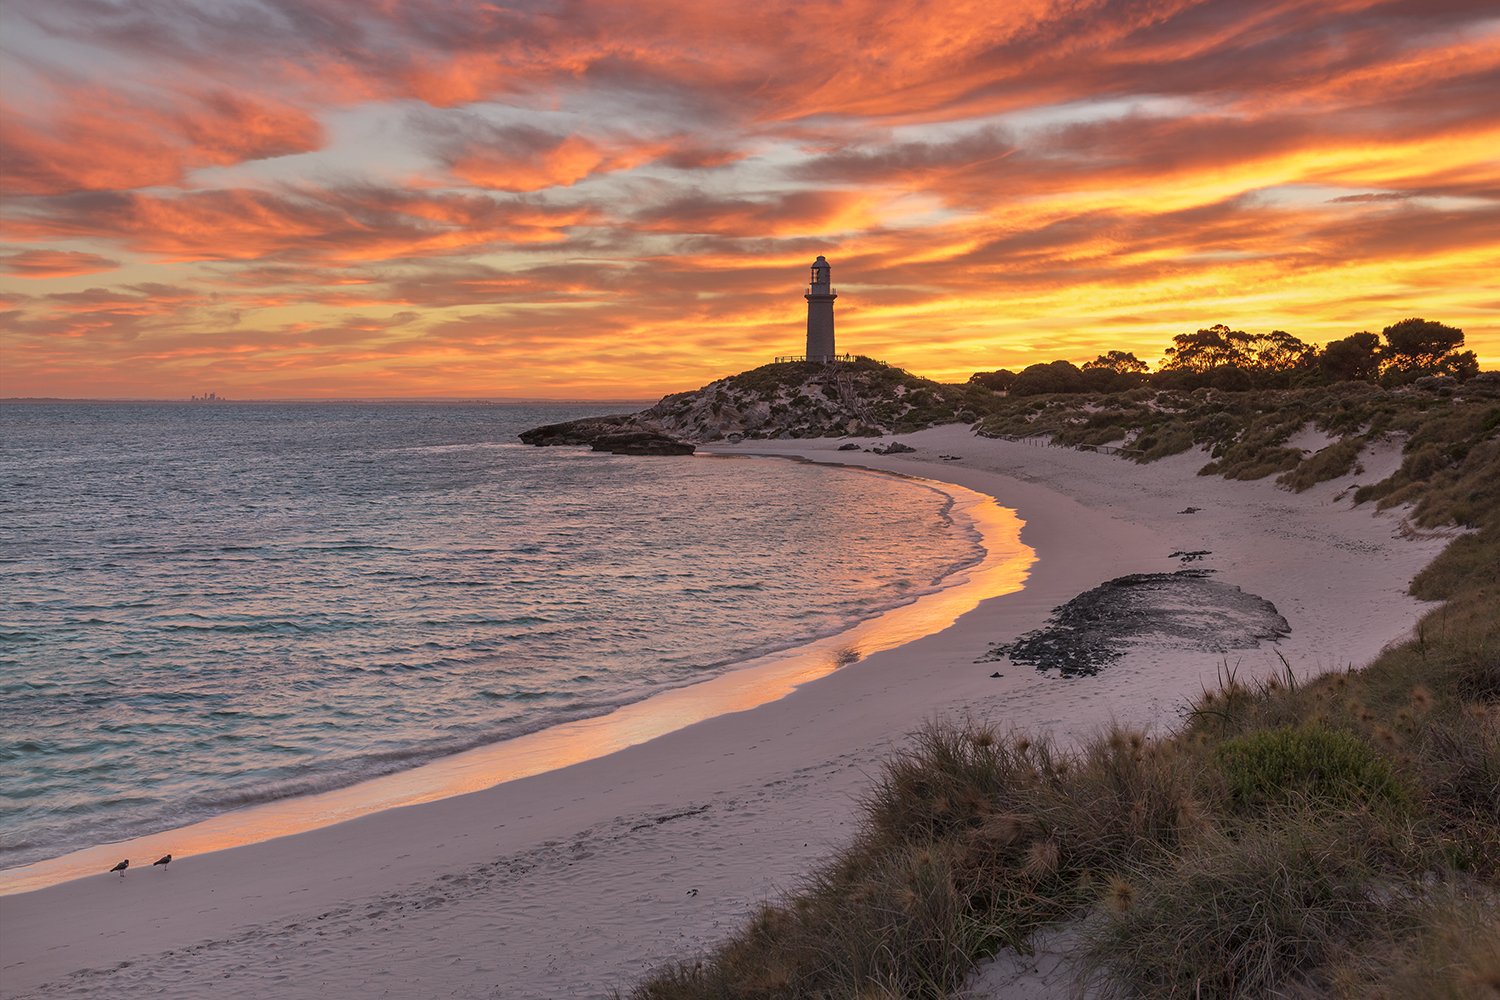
[0,427,1448,1000]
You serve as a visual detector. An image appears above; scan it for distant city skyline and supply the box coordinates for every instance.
[2,1,1497,399]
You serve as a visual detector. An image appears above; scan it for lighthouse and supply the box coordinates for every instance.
[805,255,837,362]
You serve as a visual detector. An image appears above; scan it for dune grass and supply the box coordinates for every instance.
[972,381,1500,522]
[625,391,1499,1000]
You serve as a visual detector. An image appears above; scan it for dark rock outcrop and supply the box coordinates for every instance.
[981,569,1290,677]
[588,430,695,456]
[518,415,633,447]
[518,416,694,455]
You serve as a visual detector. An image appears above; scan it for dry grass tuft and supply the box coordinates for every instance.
[1079,814,1448,999]
[1103,876,1135,914]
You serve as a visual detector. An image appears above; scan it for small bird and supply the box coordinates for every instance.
[110,859,129,877]
[152,854,172,868]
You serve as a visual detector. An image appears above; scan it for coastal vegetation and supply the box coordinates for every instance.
[624,346,1500,998]
[970,317,1479,396]
[973,377,1500,522]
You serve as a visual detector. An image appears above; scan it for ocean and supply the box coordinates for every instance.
[0,401,982,870]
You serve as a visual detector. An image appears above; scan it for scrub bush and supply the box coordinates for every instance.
[1214,725,1408,813]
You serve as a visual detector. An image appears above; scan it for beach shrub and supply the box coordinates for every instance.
[1279,438,1362,491]
[1214,725,1408,814]
[1131,427,1195,461]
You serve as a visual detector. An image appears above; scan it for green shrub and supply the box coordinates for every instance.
[1214,725,1408,813]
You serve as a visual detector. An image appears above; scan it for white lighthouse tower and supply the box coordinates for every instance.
[805,255,837,362]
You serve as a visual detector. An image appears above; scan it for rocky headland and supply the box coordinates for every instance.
[518,356,991,453]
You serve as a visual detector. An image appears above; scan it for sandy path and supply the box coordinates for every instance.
[0,428,1444,999]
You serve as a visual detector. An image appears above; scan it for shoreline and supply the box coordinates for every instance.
[0,463,1030,898]
[0,427,1447,999]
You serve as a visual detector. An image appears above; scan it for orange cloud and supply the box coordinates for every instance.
[630,190,882,238]
[4,185,598,263]
[450,134,608,191]
[1,86,323,196]
[0,249,119,278]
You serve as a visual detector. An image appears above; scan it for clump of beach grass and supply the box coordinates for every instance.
[1320,892,1500,999]
[1078,813,1424,999]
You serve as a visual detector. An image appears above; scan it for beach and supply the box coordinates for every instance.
[0,426,1448,1000]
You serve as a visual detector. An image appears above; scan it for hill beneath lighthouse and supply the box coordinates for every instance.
[519,357,994,453]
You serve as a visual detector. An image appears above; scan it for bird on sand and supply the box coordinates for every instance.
[152,854,172,868]
[110,859,129,877]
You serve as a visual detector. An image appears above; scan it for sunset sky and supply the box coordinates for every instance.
[2,0,1497,399]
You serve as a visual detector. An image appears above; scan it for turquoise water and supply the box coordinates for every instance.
[0,402,980,868]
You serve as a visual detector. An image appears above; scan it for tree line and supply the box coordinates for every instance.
[969,318,1481,396]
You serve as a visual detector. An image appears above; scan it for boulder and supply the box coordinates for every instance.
[518,416,693,455]
[517,416,632,447]
[872,441,916,455]
[589,430,695,456]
